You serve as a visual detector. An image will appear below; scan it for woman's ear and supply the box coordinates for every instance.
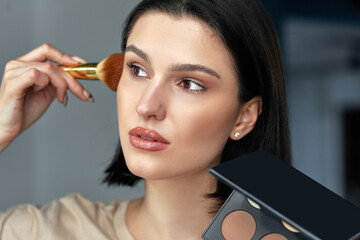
[230,96,262,140]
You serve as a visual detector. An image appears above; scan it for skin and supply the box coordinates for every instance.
[117,12,262,240]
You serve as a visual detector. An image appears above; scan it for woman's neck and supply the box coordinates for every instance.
[126,171,219,240]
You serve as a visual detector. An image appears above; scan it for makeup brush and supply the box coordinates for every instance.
[60,53,124,91]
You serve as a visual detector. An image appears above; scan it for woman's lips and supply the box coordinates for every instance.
[128,127,170,151]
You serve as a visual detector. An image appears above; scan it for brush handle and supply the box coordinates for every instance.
[60,63,99,80]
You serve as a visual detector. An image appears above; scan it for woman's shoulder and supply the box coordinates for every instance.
[0,193,133,240]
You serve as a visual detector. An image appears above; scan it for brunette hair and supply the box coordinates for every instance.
[103,0,291,206]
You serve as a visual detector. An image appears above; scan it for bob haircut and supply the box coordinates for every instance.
[103,0,291,206]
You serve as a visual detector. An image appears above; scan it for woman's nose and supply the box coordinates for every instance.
[136,81,166,120]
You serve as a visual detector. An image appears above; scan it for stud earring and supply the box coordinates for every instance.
[234,132,240,138]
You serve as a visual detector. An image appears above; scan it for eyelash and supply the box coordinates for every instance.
[127,63,148,78]
[126,63,206,93]
[179,79,205,93]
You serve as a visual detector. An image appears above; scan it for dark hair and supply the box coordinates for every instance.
[103,0,291,207]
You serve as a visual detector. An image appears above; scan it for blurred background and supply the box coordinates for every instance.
[0,0,359,211]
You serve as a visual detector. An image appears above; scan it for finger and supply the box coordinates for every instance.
[3,60,44,78]
[59,70,89,101]
[43,64,89,102]
[32,70,50,93]
[3,60,28,74]
[37,62,90,102]
[18,43,86,66]
[6,68,49,99]
[35,62,68,103]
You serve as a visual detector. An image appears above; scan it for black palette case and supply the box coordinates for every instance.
[202,150,360,240]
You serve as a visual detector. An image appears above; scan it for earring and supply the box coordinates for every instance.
[234,132,240,138]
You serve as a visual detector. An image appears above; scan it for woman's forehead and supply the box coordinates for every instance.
[126,12,234,70]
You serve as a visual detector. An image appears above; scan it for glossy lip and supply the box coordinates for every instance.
[128,127,170,151]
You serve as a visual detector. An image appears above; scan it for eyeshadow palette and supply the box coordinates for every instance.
[202,150,360,240]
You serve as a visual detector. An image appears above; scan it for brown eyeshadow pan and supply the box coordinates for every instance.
[261,233,288,240]
[221,210,256,240]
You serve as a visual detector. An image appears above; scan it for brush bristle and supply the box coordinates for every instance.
[96,53,124,91]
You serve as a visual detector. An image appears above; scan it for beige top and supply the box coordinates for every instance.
[0,193,134,240]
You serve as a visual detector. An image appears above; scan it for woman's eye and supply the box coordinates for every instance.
[128,64,148,77]
[180,79,205,92]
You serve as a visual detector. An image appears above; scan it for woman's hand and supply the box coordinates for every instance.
[0,43,91,152]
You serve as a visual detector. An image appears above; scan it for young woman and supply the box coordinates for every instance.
[0,0,290,239]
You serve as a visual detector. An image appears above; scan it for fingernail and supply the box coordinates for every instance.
[63,93,68,107]
[83,89,95,103]
[72,56,87,64]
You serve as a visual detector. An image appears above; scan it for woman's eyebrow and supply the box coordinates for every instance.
[124,44,220,79]
[124,45,151,64]
[169,63,221,79]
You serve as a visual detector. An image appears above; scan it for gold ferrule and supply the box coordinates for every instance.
[61,63,99,80]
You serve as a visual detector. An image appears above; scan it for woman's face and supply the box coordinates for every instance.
[117,12,241,180]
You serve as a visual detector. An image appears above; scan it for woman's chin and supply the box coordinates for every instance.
[125,159,173,180]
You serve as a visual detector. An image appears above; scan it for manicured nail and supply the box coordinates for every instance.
[72,56,87,64]
[63,93,68,107]
[83,89,95,103]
